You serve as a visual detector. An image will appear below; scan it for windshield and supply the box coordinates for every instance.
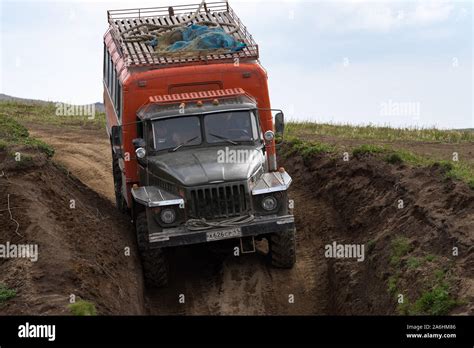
[153,116,202,151]
[204,111,258,143]
[152,110,259,151]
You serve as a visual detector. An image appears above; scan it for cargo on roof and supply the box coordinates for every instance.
[106,1,259,68]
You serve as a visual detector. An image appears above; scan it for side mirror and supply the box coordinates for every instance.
[111,126,121,146]
[275,112,284,136]
[132,138,146,149]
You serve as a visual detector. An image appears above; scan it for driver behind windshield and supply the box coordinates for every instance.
[154,116,201,151]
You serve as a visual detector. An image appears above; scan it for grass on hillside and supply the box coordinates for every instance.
[350,144,474,189]
[0,284,16,304]
[384,238,460,315]
[68,300,97,316]
[282,136,474,189]
[0,101,105,129]
[0,115,54,157]
[286,121,474,143]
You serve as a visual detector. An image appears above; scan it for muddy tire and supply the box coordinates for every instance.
[269,227,296,268]
[136,212,169,288]
[112,150,128,214]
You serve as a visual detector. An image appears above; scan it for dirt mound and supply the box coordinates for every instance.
[280,147,473,315]
[0,146,144,315]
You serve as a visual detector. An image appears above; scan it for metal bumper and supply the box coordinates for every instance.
[148,214,295,248]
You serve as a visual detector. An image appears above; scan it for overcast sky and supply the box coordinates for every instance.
[0,0,472,128]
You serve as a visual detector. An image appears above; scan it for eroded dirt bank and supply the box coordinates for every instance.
[281,149,473,315]
[4,123,472,315]
[0,147,144,315]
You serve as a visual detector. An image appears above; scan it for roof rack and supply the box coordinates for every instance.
[107,1,259,68]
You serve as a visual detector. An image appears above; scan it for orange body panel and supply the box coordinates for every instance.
[104,37,275,206]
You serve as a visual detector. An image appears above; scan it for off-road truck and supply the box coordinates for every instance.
[103,1,295,287]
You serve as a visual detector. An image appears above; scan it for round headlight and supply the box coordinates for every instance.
[261,196,278,211]
[136,147,146,159]
[160,208,176,224]
[264,130,275,141]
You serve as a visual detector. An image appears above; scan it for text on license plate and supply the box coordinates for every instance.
[206,228,242,242]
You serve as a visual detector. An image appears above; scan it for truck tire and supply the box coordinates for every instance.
[136,212,169,288]
[112,150,127,214]
[269,227,296,268]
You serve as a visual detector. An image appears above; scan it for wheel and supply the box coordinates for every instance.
[269,227,296,268]
[136,212,169,287]
[112,149,128,214]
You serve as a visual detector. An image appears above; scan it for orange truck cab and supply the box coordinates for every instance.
[103,1,295,287]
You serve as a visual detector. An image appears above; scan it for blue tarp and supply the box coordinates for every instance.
[157,24,247,53]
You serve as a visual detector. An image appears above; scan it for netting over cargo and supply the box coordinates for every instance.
[107,1,259,67]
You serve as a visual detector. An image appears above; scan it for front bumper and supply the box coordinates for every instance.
[148,214,295,248]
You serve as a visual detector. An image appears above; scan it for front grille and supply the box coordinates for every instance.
[189,184,249,220]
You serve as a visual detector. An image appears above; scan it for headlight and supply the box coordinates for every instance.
[136,147,146,159]
[160,208,176,224]
[261,196,278,211]
[264,130,275,141]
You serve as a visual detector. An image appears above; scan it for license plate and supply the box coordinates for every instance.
[206,228,242,242]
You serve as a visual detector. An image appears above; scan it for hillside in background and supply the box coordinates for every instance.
[0,94,105,113]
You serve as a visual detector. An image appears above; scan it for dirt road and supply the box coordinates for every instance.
[28,124,115,201]
[27,123,332,315]
[23,123,473,315]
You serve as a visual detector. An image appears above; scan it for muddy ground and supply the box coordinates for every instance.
[0,122,472,315]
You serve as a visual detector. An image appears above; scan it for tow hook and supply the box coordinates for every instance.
[240,236,256,254]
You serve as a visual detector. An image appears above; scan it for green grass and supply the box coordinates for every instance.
[0,115,54,157]
[410,283,458,315]
[68,300,97,316]
[425,254,436,262]
[390,237,412,266]
[384,151,474,187]
[0,284,16,303]
[352,144,387,157]
[407,257,423,269]
[388,275,398,295]
[286,121,474,143]
[282,134,474,189]
[385,153,403,165]
[0,101,105,129]
[395,267,460,315]
[282,136,334,159]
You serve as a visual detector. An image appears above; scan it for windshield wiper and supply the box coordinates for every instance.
[169,136,199,152]
[209,133,238,145]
